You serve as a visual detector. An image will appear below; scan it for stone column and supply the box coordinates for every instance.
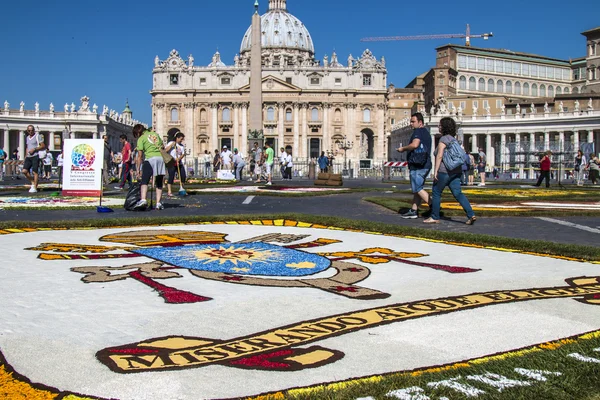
[377,104,385,162]
[19,131,25,160]
[515,133,523,178]
[48,133,55,151]
[573,131,580,153]
[322,103,330,157]
[210,103,219,151]
[485,133,492,167]
[293,103,300,158]
[587,130,593,143]
[241,102,248,156]
[3,129,10,154]
[348,104,357,161]
[500,133,506,170]
[300,103,308,158]
[233,103,240,154]
[558,131,565,152]
[529,132,536,179]
[278,102,285,152]
[471,133,478,153]
[544,131,550,151]
[184,102,195,157]
[155,103,165,135]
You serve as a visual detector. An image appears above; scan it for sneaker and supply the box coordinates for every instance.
[248,178,253,182]
[400,209,418,219]
[477,183,486,186]
[133,199,148,210]
[113,186,123,190]
[266,182,272,186]
[28,187,37,193]
[155,202,164,210]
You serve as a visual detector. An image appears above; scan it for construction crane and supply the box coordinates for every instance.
[361,24,493,47]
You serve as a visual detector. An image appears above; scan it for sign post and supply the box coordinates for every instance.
[62,139,104,197]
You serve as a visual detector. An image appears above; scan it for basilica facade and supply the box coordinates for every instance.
[150,0,388,165]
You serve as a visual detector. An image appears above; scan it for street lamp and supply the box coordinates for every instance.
[337,135,353,176]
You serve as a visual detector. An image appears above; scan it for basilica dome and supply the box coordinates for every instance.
[240,0,314,57]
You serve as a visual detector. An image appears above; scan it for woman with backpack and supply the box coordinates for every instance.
[424,117,476,225]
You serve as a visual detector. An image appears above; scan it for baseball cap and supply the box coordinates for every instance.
[223,145,227,149]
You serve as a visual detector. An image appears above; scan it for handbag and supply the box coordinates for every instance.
[160,148,176,168]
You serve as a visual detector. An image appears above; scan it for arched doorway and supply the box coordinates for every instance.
[359,129,374,160]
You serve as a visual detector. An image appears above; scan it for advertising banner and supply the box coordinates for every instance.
[62,139,104,196]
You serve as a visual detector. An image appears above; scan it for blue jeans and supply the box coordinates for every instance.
[431,172,475,220]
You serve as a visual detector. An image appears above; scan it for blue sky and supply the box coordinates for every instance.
[1,0,598,124]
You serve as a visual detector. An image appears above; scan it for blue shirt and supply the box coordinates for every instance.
[318,156,328,169]
[408,127,432,170]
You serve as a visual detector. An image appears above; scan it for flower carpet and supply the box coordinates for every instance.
[191,186,349,194]
[0,196,124,208]
[1,220,600,399]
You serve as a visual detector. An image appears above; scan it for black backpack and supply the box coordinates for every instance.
[124,182,142,211]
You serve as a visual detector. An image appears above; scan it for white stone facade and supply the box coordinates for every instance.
[151,0,388,164]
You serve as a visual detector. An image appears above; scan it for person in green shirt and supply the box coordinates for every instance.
[132,124,166,210]
[264,142,274,186]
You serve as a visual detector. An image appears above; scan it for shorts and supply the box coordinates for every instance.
[477,164,486,173]
[44,165,52,174]
[409,168,430,193]
[23,156,40,174]
[265,162,273,175]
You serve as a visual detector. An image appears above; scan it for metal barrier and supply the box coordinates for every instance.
[3,160,23,179]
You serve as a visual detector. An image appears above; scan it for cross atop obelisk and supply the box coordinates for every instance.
[249,0,263,141]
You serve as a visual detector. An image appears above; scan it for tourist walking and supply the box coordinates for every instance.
[396,112,431,219]
[213,149,221,175]
[587,155,599,184]
[283,146,293,180]
[115,135,133,190]
[165,132,186,197]
[23,125,45,193]
[220,146,233,170]
[318,151,329,173]
[42,150,53,180]
[250,142,263,183]
[574,150,587,185]
[477,148,486,186]
[203,150,212,178]
[132,124,166,210]
[264,142,274,185]
[424,117,476,225]
[534,151,552,188]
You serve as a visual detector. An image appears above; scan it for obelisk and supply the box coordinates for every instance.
[249,0,263,145]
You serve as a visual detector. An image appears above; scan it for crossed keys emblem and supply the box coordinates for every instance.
[27,228,485,372]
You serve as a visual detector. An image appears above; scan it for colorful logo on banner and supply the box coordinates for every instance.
[70,144,96,171]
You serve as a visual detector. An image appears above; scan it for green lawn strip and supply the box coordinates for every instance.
[0,214,597,261]
[390,189,600,202]
[283,332,600,400]
[364,197,600,217]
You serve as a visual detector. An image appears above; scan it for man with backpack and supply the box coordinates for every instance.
[396,112,431,219]
[23,125,45,193]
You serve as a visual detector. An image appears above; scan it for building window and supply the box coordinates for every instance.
[486,58,494,72]
[573,68,580,80]
[531,65,538,77]
[505,80,512,94]
[334,108,342,121]
[335,78,342,85]
[515,82,521,95]
[459,76,466,89]
[487,79,494,92]
[309,138,321,159]
[496,100,503,108]
[200,108,207,122]
[170,107,179,122]
[310,77,320,85]
[469,77,476,90]
[564,87,570,94]
[483,100,489,109]
[286,109,292,121]
[460,101,466,110]
[311,107,319,121]
[472,100,478,110]
[539,67,546,78]
[477,57,485,71]
[468,56,476,69]
[391,118,395,125]
[497,80,503,93]
[170,74,179,85]
[548,85,554,97]
[522,63,530,76]
[523,83,530,95]
[458,55,467,69]
[286,77,292,84]
[478,78,485,91]
[222,107,231,121]
[532,83,538,96]
[562,69,570,81]
[221,77,231,85]
[363,108,371,122]
[513,62,520,75]
[267,107,275,121]
[495,60,503,73]
[540,84,546,96]
[556,86,562,95]
[363,74,372,86]
[200,77,206,85]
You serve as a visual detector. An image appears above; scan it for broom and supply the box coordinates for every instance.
[176,161,187,196]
